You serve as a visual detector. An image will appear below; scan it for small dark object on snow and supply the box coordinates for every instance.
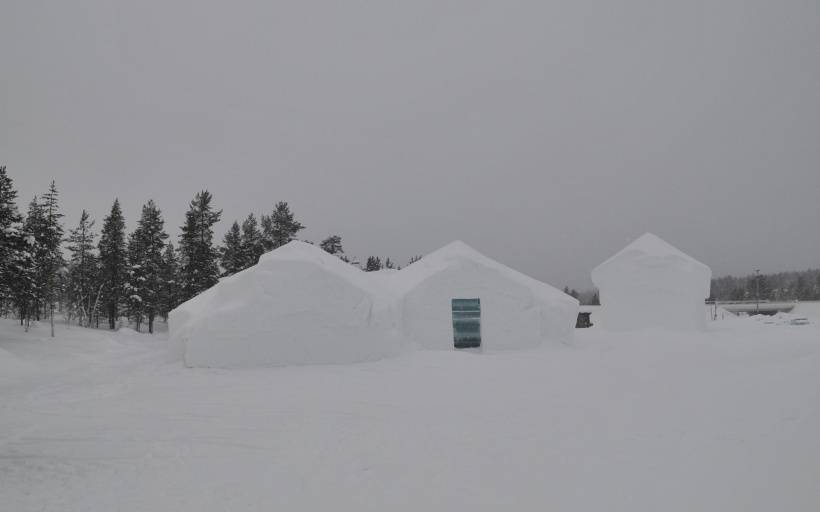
[576,312,593,329]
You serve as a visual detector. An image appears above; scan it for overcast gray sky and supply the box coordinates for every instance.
[2,0,818,288]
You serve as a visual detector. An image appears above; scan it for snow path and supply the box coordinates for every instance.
[1,318,820,511]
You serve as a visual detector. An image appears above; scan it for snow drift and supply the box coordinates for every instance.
[591,233,712,331]
[170,241,399,368]
[388,241,578,350]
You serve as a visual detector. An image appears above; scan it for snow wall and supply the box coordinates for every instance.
[591,233,712,332]
[389,241,578,350]
[170,242,400,368]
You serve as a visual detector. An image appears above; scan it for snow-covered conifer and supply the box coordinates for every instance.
[179,190,222,302]
[98,199,127,330]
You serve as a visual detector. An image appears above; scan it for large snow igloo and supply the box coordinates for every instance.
[389,241,578,350]
[591,233,712,331]
[169,241,399,367]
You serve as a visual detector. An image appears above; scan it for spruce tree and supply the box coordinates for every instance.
[0,166,22,306]
[261,201,304,251]
[0,167,35,325]
[220,221,245,276]
[124,228,145,331]
[98,199,127,330]
[159,242,180,321]
[11,233,37,328]
[320,235,343,255]
[14,199,43,328]
[23,197,47,320]
[240,213,264,269]
[39,181,64,337]
[179,190,222,302]
[134,200,168,333]
[364,256,383,272]
[66,210,98,327]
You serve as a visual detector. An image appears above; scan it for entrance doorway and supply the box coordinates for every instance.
[452,298,481,349]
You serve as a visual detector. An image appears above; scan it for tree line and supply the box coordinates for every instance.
[710,270,820,302]
[0,167,416,335]
[562,287,600,306]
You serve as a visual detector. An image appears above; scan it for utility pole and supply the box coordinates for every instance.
[755,269,760,315]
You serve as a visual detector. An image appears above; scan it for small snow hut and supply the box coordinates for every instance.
[591,233,712,331]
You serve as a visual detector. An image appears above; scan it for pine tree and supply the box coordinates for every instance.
[364,256,383,272]
[133,200,168,333]
[320,235,343,255]
[384,257,395,270]
[261,201,304,251]
[159,242,180,321]
[591,290,600,306]
[240,213,264,269]
[179,190,222,302]
[407,255,423,266]
[66,210,98,327]
[220,221,245,276]
[98,199,127,330]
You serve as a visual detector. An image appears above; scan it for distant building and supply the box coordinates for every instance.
[591,233,712,331]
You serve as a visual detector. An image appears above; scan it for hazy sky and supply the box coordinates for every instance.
[2,0,818,288]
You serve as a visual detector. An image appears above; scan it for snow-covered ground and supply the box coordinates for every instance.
[2,316,819,511]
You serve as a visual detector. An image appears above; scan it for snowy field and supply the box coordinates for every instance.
[2,314,820,511]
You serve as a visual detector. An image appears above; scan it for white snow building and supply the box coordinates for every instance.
[170,241,399,368]
[591,233,712,331]
[388,241,578,350]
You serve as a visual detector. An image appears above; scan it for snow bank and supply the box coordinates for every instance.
[388,241,578,350]
[592,233,712,331]
[170,241,399,368]
[749,312,813,326]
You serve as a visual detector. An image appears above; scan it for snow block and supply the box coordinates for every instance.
[591,233,712,331]
[170,241,399,368]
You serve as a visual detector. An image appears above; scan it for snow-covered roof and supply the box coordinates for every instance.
[171,241,386,324]
[258,241,379,292]
[389,240,577,306]
[591,232,711,284]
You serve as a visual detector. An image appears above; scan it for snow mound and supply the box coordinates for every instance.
[592,233,712,331]
[387,241,578,350]
[750,312,813,326]
[170,241,399,368]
